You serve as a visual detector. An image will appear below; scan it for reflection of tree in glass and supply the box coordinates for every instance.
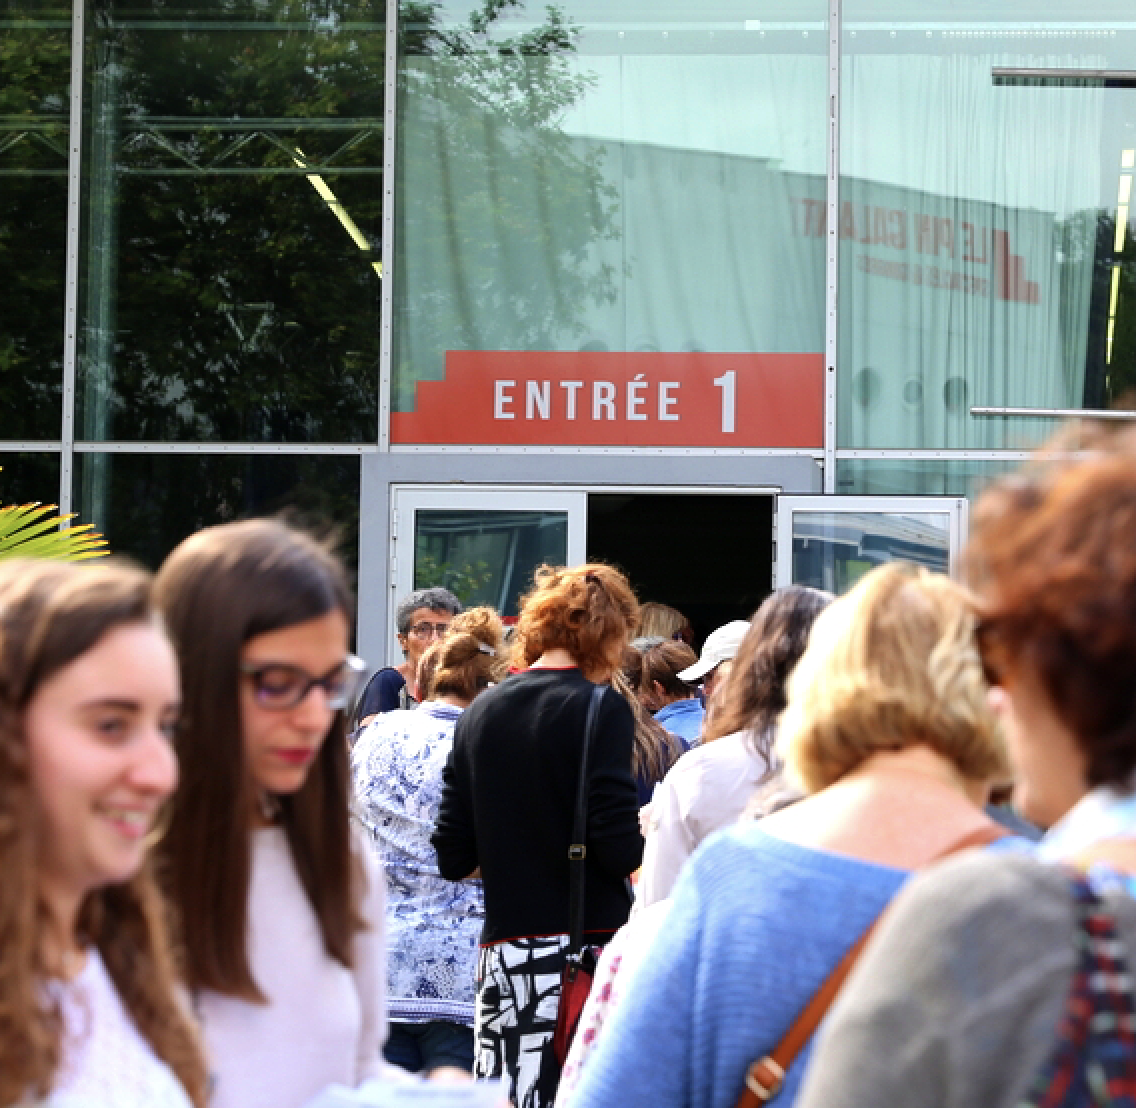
[0,15,70,439]
[414,549,493,607]
[83,0,386,442]
[395,0,620,409]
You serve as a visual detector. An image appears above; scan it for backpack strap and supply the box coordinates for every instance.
[735,824,1009,1107]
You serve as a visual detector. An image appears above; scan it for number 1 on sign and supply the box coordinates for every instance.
[713,371,736,433]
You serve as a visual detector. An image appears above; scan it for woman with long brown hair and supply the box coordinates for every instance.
[153,519,381,1108]
[617,650,688,805]
[635,640,705,746]
[635,586,831,908]
[433,563,644,1108]
[0,559,206,1108]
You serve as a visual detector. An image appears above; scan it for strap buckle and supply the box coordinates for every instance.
[745,1057,785,1102]
[568,844,586,861]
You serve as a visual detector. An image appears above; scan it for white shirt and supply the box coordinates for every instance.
[49,948,192,1108]
[635,729,771,910]
[198,828,387,1108]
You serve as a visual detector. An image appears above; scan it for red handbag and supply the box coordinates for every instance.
[552,684,607,1068]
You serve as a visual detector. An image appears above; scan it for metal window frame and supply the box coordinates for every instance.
[774,494,970,588]
[60,0,86,513]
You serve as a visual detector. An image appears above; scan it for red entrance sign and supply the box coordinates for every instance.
[391,351,824,448]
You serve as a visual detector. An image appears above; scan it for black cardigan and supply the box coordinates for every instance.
[432,668,644,945]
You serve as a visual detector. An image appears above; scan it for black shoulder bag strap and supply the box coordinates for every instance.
[568,684,606,956]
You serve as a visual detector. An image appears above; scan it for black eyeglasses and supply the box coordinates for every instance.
[406,621,451,639]
[240,654,367,711]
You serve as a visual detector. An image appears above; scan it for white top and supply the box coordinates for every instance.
[635,729,770,910]
[48,948,192,1108]
[198,827,387,1108]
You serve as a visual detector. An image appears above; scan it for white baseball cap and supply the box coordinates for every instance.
[677,620,751,682]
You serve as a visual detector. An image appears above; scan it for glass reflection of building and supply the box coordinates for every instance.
[3,0,1136,658]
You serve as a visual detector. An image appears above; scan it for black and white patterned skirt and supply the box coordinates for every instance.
[473,935,571,1108]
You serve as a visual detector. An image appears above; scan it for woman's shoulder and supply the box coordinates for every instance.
[687,821,908,902]
[879,848,1082,950]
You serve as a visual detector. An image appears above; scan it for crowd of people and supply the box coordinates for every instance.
[4,425,1136,1108]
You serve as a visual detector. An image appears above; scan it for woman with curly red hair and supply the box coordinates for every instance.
[433,563,644,1108]
[0,559,206,1107]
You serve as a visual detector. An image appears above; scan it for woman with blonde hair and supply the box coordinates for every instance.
[568,562,1015,1108]
[433,564,644,1108]
[795,427,1136,1108]
[0,559,206,1107]
[352,607,506,1075]
[153,519,383,1108]
[636,601,693,646]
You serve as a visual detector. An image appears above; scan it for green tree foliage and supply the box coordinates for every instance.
[81,0,387,442]
[0,10,70,438]
[393,0,621,409]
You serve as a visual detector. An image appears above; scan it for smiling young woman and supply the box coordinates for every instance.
[152,519,384,1108]
[0,559,207,1108]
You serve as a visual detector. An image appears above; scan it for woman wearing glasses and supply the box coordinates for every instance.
[153,519,385,1108]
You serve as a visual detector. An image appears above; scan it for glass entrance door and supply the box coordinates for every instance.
[775,496,968,594]
[389,485,587,658]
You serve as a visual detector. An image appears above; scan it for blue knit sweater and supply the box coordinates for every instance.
[565,824,910,1108]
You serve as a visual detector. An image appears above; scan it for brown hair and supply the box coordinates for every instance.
[420,606,507,701]
[638,640,699,701]
[703,587,832,753]
[153,519,363,1001]
[616,655,685,787]
[636,601,693,645]
[514,564,639,681]
[779,562,1009,794]
[0,560,207,1107]
[966,424,1136,787]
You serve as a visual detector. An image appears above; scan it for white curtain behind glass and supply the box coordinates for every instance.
[840,52,1104,449]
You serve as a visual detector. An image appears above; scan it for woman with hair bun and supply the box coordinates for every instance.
[433,564,645,1108]
[0,559,207,1108]
[352,606,506,1076]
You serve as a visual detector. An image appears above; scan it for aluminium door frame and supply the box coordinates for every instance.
[774,495,970,588]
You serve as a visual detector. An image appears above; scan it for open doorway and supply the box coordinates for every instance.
[586,492,773,648]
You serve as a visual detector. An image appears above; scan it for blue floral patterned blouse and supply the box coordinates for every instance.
[351,701,485,1026]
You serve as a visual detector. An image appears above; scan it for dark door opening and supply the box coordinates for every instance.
[586,493,773,649]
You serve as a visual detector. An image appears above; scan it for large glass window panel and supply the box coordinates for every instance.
[74,453,360,580]
[836,458,1017,498]
[393,1,827,424]
[790,509,951,592]
[0,452,62,508]
[1,4,70,438]
[78,1,384,443]
[841,4,1136,449]
[414,509,568,615]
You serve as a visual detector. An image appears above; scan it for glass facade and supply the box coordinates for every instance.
[77,0,385,445]
[74,452,359,571]
[392,0,827,419]
[1,3,70,438]
[5,0,1134,600]
[840,2,1136,451]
